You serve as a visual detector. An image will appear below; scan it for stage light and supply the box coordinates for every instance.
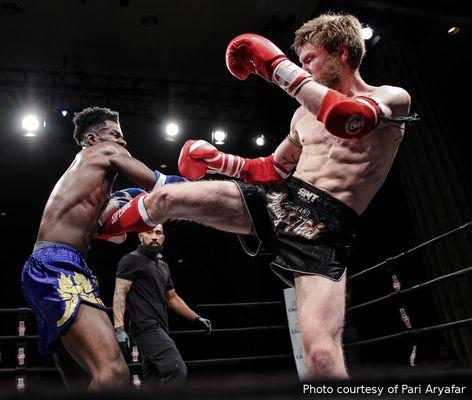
[448,26,460,36]
[165,122,179,137]
[212,130,226,145]
[22,115,39,132]
[21,115,40,136]
[61,110,68,117]
[256,135,265,146]
[362,26,373,40]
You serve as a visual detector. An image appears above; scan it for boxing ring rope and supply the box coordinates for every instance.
[2,222,471,389]
[345,220,472,367]
[349,220,472,280]
[0,301,284,315]
[0,325,288,342]
[0,367,57,374]
[345,316,472,348]
[0,301,290,389]
[0,308,33,315]
[185,354,291,366]
[347,265,472,312]
[171,325,288,336]
[0,355,293,375]
[192,301,283,308]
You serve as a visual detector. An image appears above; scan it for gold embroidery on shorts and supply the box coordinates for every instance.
[56,272,104,327]
[266,190,324,240]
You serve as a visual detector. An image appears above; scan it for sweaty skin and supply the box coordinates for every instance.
[273,43,411,215]
[37,121,156,254]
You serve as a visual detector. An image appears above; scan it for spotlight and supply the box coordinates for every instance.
[212,130,226,145]
[255,135,265,146]
[165,122,179,137]
[21,115,40,135]
[362,26,374,40]
[448,26,460,36]
[61,110,68,117]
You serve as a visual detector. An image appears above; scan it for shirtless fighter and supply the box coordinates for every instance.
[98,14,413,379]
[21,107,185,389]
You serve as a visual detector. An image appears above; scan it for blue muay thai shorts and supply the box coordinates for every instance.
[21,241,106,354]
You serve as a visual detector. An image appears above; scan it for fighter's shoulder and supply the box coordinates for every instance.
[371,85,411,110]
[290,106,307,125]
[83,142,131,158]
[293,105,307,118]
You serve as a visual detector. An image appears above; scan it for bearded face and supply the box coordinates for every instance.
[315,53,344,88]
[299,43,345,89]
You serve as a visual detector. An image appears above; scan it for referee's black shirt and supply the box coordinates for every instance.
[116,245,174,336]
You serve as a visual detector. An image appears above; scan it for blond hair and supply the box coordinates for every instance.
[293,13,365,70]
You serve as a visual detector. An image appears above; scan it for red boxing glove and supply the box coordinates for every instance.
[178,140,212,180]
[226,33,312,96]
[178,140,245,180]
[317,89,382,139]
[178,140,289,184]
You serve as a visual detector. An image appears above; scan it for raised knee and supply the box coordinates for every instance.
[145,186,178,221]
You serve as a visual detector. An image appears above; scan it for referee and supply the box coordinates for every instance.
[112,224,211,386]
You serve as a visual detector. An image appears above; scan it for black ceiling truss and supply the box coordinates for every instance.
[0,68,266,122]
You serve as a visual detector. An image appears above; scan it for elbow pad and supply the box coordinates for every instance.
[317,89,382,139]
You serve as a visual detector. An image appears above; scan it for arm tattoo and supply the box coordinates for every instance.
[113,294,126,326]
[113,279,132,328]
[281,154,299,167]
[113,293,127,327]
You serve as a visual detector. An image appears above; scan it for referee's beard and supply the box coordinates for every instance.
[142,241,162,256]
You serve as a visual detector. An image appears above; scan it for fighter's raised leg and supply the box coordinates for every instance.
[145,180,252,235]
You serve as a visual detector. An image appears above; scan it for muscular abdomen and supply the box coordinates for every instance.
[294,115,402,214]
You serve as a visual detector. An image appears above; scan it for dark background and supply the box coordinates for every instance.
[0,0,471,384]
